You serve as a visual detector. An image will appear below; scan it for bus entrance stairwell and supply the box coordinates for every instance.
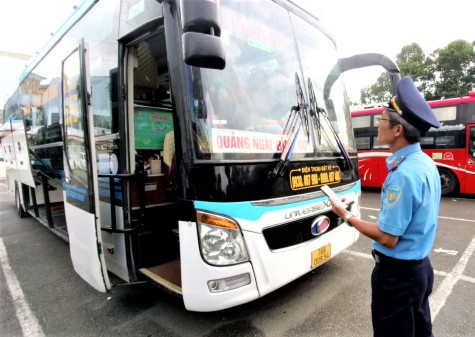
[122,27,182,295]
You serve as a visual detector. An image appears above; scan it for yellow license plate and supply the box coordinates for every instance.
[311,243,331,269]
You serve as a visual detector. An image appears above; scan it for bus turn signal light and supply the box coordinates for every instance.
[197,211,238,230]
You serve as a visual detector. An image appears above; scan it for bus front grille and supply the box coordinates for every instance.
[262,212,342,250]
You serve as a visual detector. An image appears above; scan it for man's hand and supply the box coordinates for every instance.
[328,196,351,219]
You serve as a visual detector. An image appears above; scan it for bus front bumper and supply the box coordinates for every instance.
[179,220,358,312]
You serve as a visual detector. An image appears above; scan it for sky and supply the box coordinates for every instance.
[1,0,474,108]
[0,0,79,107]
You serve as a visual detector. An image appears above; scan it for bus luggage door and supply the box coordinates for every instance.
[61,40,111,292]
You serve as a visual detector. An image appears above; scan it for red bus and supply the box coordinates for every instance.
[351,91,475,196]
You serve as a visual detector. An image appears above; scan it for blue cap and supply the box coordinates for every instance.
[385,76,440,133]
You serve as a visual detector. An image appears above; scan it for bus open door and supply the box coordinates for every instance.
[466,125,475,192]
[61,40,111,292]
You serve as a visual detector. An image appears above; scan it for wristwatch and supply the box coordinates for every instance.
[344,212,355,224]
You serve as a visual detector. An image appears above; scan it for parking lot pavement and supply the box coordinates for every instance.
[1,183,474,336]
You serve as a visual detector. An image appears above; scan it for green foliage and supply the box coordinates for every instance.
[360,40,475,103]
[360,72,391,104]
[396,43,427,81]
[432,40,475,99]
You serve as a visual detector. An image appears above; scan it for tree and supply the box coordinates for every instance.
[396,43,435,98]
[360,72,391,104]
[396,43,428,82]
[360,43,429,104]
[359,40,475,103]
[432,40,475,99]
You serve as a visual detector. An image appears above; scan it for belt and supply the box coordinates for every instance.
[371,250,422,266]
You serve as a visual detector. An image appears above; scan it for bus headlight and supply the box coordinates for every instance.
[197,211,249,266]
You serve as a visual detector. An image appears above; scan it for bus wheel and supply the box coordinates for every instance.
[439,168,458,196]
[15,184,28,218]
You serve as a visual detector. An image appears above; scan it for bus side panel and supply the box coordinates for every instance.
[358,151,390,188]
[179,220,259,312]
[3,129,25,202]
[1,130,19,193]
[424,149,465,193]
[0,143,5,179]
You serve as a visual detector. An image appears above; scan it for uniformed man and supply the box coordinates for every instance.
[328,76,441,337]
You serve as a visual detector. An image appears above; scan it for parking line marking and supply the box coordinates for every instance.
[360,207,380,212]
[460,275,475,284]
[430,234,475,321]
[0,238,45,337]
[343,249,373,260]
[438,216,475,223]
[344,249,475,285]
[361,207,475,223]
[344,245,475,323]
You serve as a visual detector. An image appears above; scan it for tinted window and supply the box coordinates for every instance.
[432,106,456,121]
[352,115,371,129]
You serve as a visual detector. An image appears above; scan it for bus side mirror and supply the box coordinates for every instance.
[180,0,226,70]
[183,32,225,70]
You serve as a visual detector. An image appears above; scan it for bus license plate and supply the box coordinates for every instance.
[311,243,331,269]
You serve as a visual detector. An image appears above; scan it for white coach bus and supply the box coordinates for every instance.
[0,0,400,311]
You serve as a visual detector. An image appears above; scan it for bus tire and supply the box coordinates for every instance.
[15,184,28,218]
[438,168,458,196]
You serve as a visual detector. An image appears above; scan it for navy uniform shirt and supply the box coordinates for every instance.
[374,143,441,260]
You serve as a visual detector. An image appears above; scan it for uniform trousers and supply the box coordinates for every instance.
[371,250,434,337]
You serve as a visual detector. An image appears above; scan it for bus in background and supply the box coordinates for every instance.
[351,91,475,196]
[0,0,400,312]
[0,140,4,179]
[0,146,4,179]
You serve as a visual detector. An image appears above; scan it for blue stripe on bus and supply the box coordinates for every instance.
[62,181,87,194]
[194,181,361,221]
[66,189,85,201]
[98,189,123,201]
[98,178,123,200]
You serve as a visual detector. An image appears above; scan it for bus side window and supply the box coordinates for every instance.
[352,115,371,150]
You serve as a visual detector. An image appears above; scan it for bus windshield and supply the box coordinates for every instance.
[190,0,355,161]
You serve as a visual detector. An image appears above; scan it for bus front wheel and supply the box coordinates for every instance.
[439,168,458,196]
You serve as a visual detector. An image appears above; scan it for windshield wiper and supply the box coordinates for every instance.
[268,73,309,178]
[307,79,323,145]
[307,78,353,170]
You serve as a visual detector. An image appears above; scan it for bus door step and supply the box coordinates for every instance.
[33,177,57,191]
[138,260,182,295]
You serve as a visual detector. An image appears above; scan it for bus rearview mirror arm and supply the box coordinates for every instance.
[323,53,400,101]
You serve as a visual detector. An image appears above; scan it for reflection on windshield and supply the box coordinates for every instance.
[191,0,355,161]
